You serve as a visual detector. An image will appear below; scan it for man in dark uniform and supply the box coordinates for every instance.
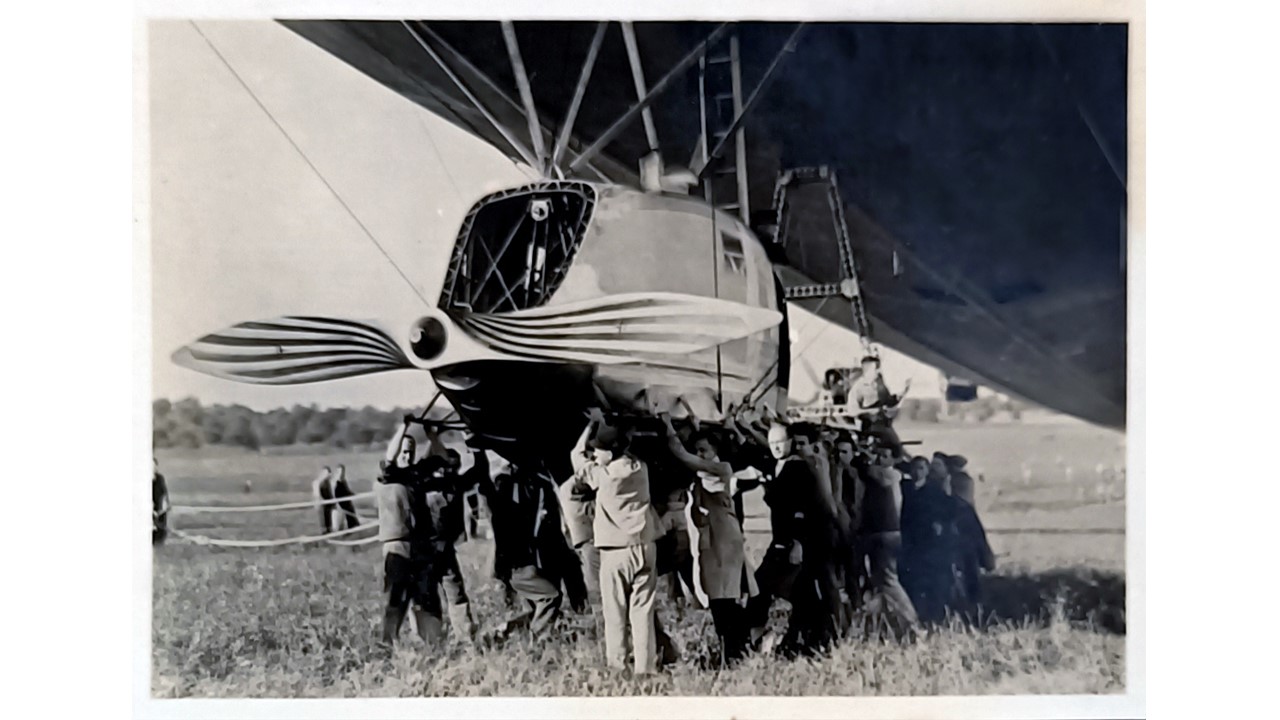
[724,409,774,528]
[900,454,960,624]
[474,454,584,638]
[330,465,360,531]
[312,466,334,535]
[744,423,841,657]
[832,435,865,607]
[152,458,170,546]
[940,453,996,619]
[857,447,920,636]
[417,448,477,642]
[376,418,474,648]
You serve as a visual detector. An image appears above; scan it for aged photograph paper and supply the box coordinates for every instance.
[138,2,1143,716]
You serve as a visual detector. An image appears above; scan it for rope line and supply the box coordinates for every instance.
[170,520,378,548]
[171,490,376,514]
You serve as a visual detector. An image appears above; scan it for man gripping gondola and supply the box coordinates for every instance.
[376,417,474,649]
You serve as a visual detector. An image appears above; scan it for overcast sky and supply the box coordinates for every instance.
[147,19,948,412]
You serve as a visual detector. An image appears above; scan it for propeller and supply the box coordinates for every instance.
[172,292,782,386]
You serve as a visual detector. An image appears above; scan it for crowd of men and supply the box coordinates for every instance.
[370,357,996,676]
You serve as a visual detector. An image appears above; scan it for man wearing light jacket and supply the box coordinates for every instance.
[567,410,663,677]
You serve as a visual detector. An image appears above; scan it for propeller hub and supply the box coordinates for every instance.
[409,315,448,362]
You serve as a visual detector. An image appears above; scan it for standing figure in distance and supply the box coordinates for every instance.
[312,465,334,535]
[330,464,360,532]
[152,458,170,546]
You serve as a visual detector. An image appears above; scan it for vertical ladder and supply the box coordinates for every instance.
[772,166,876,356]
[698,30,750,224]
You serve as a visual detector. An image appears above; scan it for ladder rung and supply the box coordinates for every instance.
[714,92,735,101]
[718,202,740,211]
[713,165,737,176]
[706,54,733,65]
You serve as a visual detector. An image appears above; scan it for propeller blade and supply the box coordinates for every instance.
[454,292,782,365]
[172,316,417,386]
[171,293,784,385]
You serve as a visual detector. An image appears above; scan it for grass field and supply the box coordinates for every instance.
[151,419,1127,698]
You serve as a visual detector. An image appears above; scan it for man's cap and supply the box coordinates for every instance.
[860,355,881,365]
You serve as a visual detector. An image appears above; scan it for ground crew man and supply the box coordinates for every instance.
[852,356,910,455]
[475,454,581,638]
[900,454,960,624]
[940,453,996,618]
[375,418,473,648]
[745,423,841,657]
[152,458,170,546]
[857,447,920,636]
[312,465,333,535]
[832,435,866,607]
[330,464,360,531]
[568,410,662,676]
[662,414,757,666]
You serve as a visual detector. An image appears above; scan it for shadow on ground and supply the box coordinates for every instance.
[979,568,1126,634]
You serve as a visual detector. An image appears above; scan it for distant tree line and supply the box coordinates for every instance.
[152,398,418,450]
[153,393,1040,451]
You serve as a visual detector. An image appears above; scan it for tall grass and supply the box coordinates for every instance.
[152,421,1126,697]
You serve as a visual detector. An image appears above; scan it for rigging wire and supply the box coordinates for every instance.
[708,183,725,412]
[190,21,433,309]
[417,117,464,202]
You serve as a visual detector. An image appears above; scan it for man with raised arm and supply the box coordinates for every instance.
[568,409,663,677]
[375,417,474,648]
[851,355,911,455]
[661,413,756,666]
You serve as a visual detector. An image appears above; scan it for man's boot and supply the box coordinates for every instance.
[382,605,406,647]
